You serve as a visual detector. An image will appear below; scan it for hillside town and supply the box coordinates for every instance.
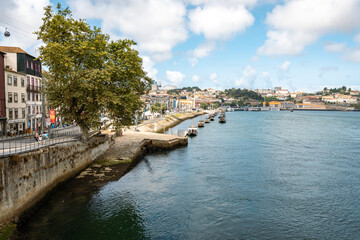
[142,82,360,117]
[1,46,359,136]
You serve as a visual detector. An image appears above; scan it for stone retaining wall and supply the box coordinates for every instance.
[0,135,114,224]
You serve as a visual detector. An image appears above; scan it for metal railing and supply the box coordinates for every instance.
[0,128,82,157]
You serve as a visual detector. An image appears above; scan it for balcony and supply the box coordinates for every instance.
[26,85,42,92]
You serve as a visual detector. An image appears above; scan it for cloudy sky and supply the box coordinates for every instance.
[1,0,360,91]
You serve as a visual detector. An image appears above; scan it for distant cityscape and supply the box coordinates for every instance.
[143,83,360,115]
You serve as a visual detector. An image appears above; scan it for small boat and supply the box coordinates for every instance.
[210,117,214,121]
[219,117,226,123]
[205,117,210,123]
[187,126,198,136]
[198,120,205,127]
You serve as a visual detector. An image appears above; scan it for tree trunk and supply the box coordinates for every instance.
[80,125,89,142]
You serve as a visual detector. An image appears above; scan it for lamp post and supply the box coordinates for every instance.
[4,27,10,37]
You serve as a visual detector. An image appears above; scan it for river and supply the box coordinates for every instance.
[20,111,360,239]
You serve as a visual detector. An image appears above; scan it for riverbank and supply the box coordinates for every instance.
[75,131,188,186]
[2,112,196,239]
[134,111,204,133]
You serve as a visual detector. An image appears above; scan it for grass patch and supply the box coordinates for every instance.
[0,223,16,240]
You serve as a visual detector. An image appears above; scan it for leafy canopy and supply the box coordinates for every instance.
[36,4,151,139]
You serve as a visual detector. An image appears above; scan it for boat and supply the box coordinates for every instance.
[198,120,205,127]
[219,110,226,123]
[187,126,198,136]
[219,116,226,123]
[187,119,198,136]
[205,116,210,123]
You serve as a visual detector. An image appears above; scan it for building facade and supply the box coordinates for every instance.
[0,46,43,134]
[0,51,6,134]
[4,69,26,134]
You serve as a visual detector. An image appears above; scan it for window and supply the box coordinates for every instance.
[14,93,18,103]
[27,76,30,86]
[32,106,35,114]
[27,61,30,69]
[40,94,42,101]
[14,76,17,86]
[35,78,38,86]
[28,106,31,114]
[39,64,41,72]
[21,78,25,87]
[14,109,18,119]
[21,93,25,103]
[31,62,34,70]
[8,93,12,103]
[32,93,34,101]
[7,75,12,85]
[22,108,25,118]
[35,63,37,71]
[27,92,30,101]
[36,93,38,101]
[36,106,39,114]
[9,109,13,120]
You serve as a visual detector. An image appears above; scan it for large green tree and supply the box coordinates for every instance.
[37,4,151,141]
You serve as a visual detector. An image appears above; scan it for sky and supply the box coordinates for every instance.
[1,0,360,92]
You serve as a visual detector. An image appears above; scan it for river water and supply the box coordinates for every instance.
[20,111,360,239]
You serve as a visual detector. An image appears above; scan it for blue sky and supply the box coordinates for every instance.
[1,0,360,92]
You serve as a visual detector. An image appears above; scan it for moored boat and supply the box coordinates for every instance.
[198,120,205,127]
[187,126,198,136]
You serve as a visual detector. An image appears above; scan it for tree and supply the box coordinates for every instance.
[36,4,151,141]
[151,102,167,114]
[213,102,220,109]
[200,103,210,109]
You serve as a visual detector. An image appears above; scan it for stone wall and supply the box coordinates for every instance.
[0,135,113,224]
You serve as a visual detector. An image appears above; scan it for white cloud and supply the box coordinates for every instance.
[343,49,360,62]
[192,75,200,82]
[192,41,217,58]
[210,73,217,80]
[189,0,258,8]
[141,56,158,80]
[188,4,254,40]
[69,0,188,61]
[166,70,185,85]
[279,61,291,72]
[234,65,257,88]
[188,58,199,67]
[262,72,269,78]
[258,0,360,56]
[354,33,360,44]
[234,78,246,87]
[324,42,347,53]
[0,0,50,56]
[243,65,257,77]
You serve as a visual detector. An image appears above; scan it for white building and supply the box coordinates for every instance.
[4,68,27,134]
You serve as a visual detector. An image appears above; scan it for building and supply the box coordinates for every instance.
[162,85,177,90]
[4,68,27,134]
[0,46,43,133]
[0,51,6,134]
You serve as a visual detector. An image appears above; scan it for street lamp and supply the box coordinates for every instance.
[4,27,10,37]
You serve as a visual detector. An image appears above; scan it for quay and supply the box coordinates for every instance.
[0,112,194,237]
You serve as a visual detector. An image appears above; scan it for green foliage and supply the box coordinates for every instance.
[325,86,349,94]
[151,102,167,114]
[351,104,360,110]
[264,96,279,102]
[200,103,210,109]
[36,4,151,140]
[212,102,220,108]
[224,88,263,101]
[0,223,17,240]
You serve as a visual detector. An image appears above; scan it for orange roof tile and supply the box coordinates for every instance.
[0,46,32,56]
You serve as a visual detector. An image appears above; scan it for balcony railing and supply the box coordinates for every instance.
[26,85,42,92]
